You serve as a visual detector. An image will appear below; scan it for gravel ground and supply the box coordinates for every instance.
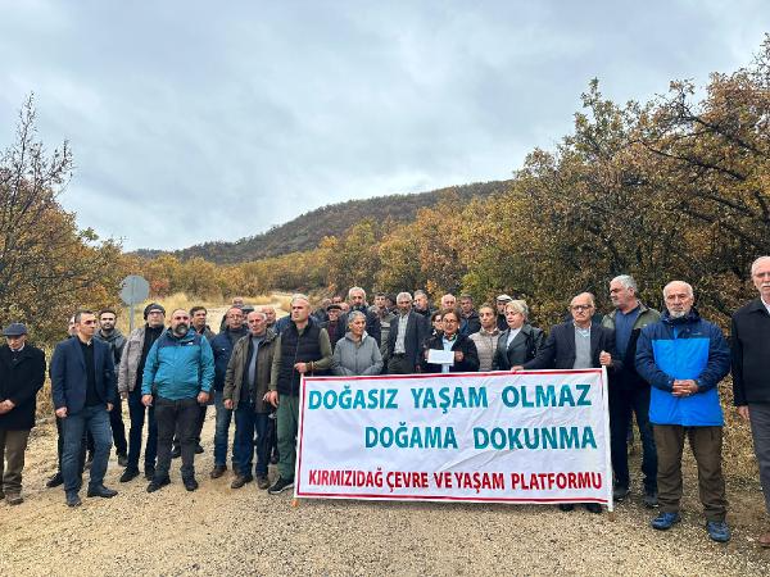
[2,303,768,575]
[1,414,769,577]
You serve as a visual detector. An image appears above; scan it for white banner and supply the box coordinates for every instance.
[295,369,613,509]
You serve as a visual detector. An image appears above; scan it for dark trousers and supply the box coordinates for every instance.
[173,404,206,449]
[213,389,233,467]
[653,424,727,521]
[127,387,157,470]
[233,402,270,477]
[0,429,30,495]
[387,354,414,374]
[61,405,112,492]
[748,402,770,515]
[109,398,128,455]
[609,384,657,491]
[155,396,200,480]
[56,416,86,475]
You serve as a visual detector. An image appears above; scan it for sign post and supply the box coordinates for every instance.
[119,275,150,332]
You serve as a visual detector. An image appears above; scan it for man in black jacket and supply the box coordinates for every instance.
[386,292,428,374]
[732,255,770,548]
[94,308,128,467]
[519,292,622,514]
[0,323,45,505]
[335,287,381,346]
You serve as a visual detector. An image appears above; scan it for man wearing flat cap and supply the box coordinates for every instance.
[496,294,513,331]
[117,302,166,483]
[0,323,45,505]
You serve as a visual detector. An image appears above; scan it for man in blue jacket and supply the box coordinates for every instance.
[636,280,731,542]
[50,310,118,507]
[142,309,214,492]
[208,306,247,479]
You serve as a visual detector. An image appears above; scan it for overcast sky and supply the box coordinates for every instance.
[0,2,768,251]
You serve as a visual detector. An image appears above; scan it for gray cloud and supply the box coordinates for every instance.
[0,0,767,250]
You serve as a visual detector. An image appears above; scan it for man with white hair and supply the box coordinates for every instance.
[266,294,332,494]
[385,292,428,374]
[602,274,660,506]
[636,281,731,542]
[731,256,770,547]
[334,287,381,346]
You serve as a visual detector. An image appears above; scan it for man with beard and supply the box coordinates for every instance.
[636,281,731,542]
[118,303,166,483]
[94,308,128,466]
[142,309,214,492]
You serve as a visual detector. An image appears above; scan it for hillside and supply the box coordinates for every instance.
[134,180,511,264]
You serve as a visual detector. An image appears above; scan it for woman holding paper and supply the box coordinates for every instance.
[332,311,384,376]
[421,309,480,373]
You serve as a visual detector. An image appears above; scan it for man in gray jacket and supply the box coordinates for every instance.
[118,303,166,483]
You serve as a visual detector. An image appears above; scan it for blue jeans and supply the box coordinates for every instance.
[127,386,157,470]
[233,402,270,477]
[61,405,112,492]
[213,390,233,468]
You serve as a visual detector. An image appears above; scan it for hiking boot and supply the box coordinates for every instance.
[87,484,118,499]
[256,476,270,490]
[231,474,253,489]
[117,452,129,468]
[183,477,199,492]
[613,486,630,502]
[144,465,156,480]
[706,521,731,543]
[147,476,171,493]
[210,464,227,479]
[268,477,294,494]
[195,444,204,454]
[46,472,64,488]
[120,467,140,483]
[6,493,23,506]
[643,489,659,509]
[66,491,82,508]
[651,512,681,530]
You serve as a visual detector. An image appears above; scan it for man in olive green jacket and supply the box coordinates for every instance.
[223,311,277,489]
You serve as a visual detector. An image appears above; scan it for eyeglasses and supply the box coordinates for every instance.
[570,305,593,312]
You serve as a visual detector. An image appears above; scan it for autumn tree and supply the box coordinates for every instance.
[0,96,123,343]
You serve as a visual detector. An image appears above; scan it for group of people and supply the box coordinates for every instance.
[1,257,770,547]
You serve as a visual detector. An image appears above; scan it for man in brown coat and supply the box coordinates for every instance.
[223,310,277,489]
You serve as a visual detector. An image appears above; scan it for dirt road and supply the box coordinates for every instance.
[1,411,769,576]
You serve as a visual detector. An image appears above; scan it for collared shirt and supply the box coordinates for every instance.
[506,327,522,348]
[394,312,410,354]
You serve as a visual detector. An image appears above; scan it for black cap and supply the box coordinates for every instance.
[2,323,28,337]
[143,303,166,320]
